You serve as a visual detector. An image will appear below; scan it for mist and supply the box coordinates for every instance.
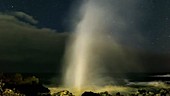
[62,0,145,89]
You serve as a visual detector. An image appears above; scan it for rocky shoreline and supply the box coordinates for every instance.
[1,73,170,96]
[52,88,170,96]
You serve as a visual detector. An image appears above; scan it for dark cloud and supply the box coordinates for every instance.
[0,12,68,73]
[12,11,38,24]
[0,6,169,74]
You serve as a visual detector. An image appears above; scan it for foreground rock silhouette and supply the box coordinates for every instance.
[1,73,170,96]
[81,91,100,96]
[51,90,74,96]
[0,73,50,96]
[81,91,112,96]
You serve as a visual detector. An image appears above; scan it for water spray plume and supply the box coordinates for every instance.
[62,0,143,89]
[63,0,115,89]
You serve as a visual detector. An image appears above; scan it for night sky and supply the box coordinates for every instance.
[0,0,74,32]
[0,0,170,73]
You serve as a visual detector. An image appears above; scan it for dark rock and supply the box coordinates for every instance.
[4,83,50,96]
[52,90,74,96]
[116,92,121,96]
[21,83,50,96]
[138,89,146,94]
[81,91,100,96]
[0,73,50,96]
[99,91,112,96]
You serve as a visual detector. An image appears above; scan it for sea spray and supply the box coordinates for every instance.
[62,0,143,89]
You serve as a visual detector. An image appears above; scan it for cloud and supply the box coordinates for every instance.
[3,11,38,24]
[0,11,59,33]
[0,12,36,27]
[0,11,68,73]
[11,11,38,24]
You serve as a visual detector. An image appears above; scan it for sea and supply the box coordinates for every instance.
[18,72,170,87]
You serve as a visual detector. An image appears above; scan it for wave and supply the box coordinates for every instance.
[151,74,170,77]
[126,81,170,88]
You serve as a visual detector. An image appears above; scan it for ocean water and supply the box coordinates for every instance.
[30,72,170,86]
[4,72,170,86]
